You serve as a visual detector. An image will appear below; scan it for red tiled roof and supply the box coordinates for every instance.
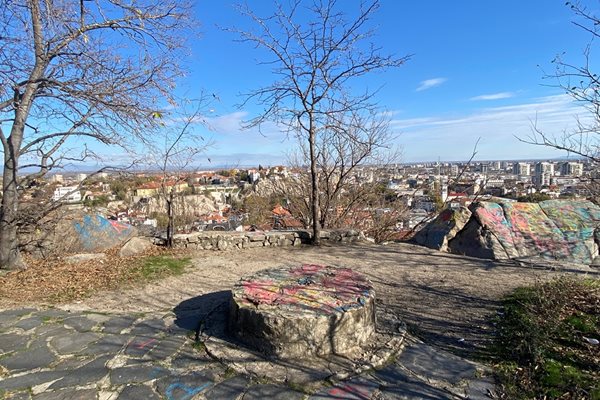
[272,204,292,216]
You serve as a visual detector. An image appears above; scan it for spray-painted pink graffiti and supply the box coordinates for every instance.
[109,220,131,234]
[236,265,373,315]
[466,200,600,263]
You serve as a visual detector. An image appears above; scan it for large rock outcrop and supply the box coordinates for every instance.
[413,207,471,251]
[66,213,136,253]
[416,200,600,265]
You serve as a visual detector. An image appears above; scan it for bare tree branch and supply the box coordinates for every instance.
[233,0,408,244]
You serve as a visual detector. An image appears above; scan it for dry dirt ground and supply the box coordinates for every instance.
[59,241,599,359]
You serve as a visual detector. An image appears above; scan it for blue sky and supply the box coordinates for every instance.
[165,1,598,165]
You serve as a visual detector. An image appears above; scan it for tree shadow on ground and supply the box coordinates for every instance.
[173,290,231,335]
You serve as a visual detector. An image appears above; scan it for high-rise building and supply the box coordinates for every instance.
[534,162,555,187]
[450,164,459,176]
[76,173,88,182]
[50,174,63,183]
[512,162,530,176]
[560,162,583,177]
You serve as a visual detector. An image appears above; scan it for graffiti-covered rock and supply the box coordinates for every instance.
[67,214,136,253]
[229,265,376,358]
[413,207,471,251]
[441,199,600,265]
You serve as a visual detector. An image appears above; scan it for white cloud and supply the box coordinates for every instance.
[416,77,447,92]
[203,111,248,133]
[390,94,592,161]
[470,91,517,101]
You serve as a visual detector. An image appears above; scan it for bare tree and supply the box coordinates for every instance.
[234,0,409,244]
[523,2,599,185]
[283,110,400,229]
[148,103,211,247]
[0,0,194,269]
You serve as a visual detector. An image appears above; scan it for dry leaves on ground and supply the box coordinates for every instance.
[0,246,186,307]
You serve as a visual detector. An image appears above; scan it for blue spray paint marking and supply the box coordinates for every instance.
[165,382,211,400]
[73,215,95,249]
[73,214,134,250]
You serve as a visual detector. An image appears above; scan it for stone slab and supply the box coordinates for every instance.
[33,388,97,400]
[130,318,166,336]
[79,334,130,356]
[48,355,111,389]
[63,316,98,332]
[102,316,137,334]
[147,336,187,361]
[0,343,56,372]
[0,308,36,326]
[0,333,31,354]
[110,365,170,385]
[243,384,304,400]
[36,309,71,320]
[204,375,250,400]
[0,371,66,391]
[169,347,216,370]
[117,384,161,400]
[372,362,451,400]
[50,332,100,354]
[124,336,160,357]
[396,341,476,385]
[14,316,44,331]
[155,371,214,400]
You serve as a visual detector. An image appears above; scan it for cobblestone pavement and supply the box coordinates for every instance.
[0,306,496,400]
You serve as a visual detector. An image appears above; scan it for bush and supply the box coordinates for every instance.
[492,278,599,399]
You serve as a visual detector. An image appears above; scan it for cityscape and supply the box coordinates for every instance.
[30,156,592,238]
[0,1,598,398]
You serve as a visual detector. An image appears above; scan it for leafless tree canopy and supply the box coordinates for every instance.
[147,101,212,247]
[234,0,409,244]
[0,0,194,269]
[524,1,600,164]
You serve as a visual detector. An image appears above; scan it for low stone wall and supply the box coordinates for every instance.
[167,229,364,251]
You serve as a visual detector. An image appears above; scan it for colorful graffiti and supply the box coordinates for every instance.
[470,200,600,264]
[165,382,211,400]
[233,265,374,315]
[73,214,135,251]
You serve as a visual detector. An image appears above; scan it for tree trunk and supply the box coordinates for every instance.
[0,133,24,269]
[166,190,174,247]
[308,125,321,245]
[0,2,45,269]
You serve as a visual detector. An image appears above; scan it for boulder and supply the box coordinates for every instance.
[414,207,471,251]
[68,214,136,253]
[442,199,600,265]
[65,253,107,264]
[119,236,153,257]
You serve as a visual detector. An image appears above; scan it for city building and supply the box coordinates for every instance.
[534,162,555,187]
[449,164,459,176]
[52,186,81,203]
[50,174,63,183]
[512,162,530,176]
[560,162,583,177]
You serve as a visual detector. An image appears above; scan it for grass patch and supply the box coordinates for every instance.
[135,255,191,281]
[222,367,237,380]
[490,277,599,399]
[192,341,206,353]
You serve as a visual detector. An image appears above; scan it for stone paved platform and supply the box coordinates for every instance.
[0,306,496,399]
